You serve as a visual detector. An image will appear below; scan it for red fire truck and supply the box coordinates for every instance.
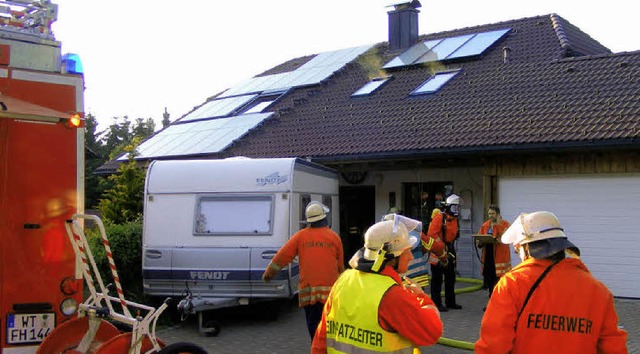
[0,1,85,352]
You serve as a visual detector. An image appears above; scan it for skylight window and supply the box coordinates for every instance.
[383,28,510,69]
[351,77,391,97]
[242,99,276,114]
[410,71,460,95]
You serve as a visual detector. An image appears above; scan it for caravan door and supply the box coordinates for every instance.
[248,192,298,299]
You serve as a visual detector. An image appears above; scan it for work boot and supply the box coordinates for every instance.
[446,303,463,310]
[436,304,448,312]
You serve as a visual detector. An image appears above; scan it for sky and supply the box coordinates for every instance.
[50,0,637,132]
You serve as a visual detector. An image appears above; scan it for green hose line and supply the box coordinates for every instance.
[423,276,485,296]
[456,277,483,284]
[453,277,484,295]
[426,276,484,350]
[437,336,476,350]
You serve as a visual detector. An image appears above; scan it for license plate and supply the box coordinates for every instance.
[6,313,55,344]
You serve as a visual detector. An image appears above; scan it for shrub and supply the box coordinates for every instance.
[86,218,144,302]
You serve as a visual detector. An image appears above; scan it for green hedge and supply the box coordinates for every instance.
[86,218,144,302]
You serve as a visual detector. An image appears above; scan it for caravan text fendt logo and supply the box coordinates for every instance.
[256,172,288,186]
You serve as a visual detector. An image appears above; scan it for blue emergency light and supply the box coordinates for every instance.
[61,53,84,75]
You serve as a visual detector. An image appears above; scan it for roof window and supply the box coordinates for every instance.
[410,70,460,95]
[351,77,391,97]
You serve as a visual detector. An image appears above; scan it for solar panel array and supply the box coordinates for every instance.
[180,94,258,122]
[383,28,510,69]
[127,113,273,159]
[128,44,375,160]
[220,44,374,98]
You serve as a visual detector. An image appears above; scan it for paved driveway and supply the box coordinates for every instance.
[158,290,639,353]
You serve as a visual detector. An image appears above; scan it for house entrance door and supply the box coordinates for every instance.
[339,186,375,267]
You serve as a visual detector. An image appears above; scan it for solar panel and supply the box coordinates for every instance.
[180,94,258,122]
[130,113,273,159]
[446,28,510,59]
[352,77,391,97]
[410,70,460,95]
[416,34,473,63]
[382,39,442,69]
[219,44,374,97]
[383,28,510,69]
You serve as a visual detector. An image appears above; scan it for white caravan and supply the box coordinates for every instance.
[142,157,339,332]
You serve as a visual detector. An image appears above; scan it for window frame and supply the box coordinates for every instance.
[193,194,275,236]
[410,70,460,96]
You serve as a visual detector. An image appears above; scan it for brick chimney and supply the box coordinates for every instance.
[388,0,421,52]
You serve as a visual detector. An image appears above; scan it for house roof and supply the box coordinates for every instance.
[97,13,640,174]
[222,14,638,163]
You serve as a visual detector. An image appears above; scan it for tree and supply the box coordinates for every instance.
[84,113,107,208]
[96,137,147,224]
[103,116,155,160]
[85,115,156,210]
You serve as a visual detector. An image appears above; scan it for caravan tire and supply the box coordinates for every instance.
[204,320,221,337]
[157,342,208,354]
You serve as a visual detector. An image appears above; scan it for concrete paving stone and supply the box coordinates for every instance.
[157,289,639,353]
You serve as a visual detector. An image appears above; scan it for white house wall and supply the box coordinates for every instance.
[340,166,485,279]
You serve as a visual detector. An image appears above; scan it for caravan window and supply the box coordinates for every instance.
[194,195,274,235]
[300,194,311,229]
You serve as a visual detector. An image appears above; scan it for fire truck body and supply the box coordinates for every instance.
[0,1,84,352]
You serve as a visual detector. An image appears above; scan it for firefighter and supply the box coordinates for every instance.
[423,194,462,312]
[387,207,430,289]
[262,201,344,340]
[475,211,628,353]
[311,214,443,353]
[476,204,512,298]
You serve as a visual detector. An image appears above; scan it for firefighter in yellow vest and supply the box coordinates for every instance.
[311,214,443,353]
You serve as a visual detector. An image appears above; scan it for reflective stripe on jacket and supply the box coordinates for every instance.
[270,226,344,307]
[475,257,628,354]
[478,219,512,276]
[326,269,415,353]
[404,230,430,287]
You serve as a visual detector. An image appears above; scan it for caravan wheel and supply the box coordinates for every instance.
[203,320,221,337]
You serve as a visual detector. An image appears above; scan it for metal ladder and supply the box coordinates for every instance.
[63,214,166,354]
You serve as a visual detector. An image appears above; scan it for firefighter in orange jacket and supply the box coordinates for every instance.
[262,201,344,339]
[422,194,462,312]
[475,211,628,354]
[476,204,511,297]
[311,214,443,353]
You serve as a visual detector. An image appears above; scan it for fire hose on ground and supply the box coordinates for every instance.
[433,276,483,351]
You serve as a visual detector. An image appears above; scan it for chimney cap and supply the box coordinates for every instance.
[386,0,421,10]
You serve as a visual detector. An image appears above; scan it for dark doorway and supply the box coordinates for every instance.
[339,186,375,267]
[402,182,453,229]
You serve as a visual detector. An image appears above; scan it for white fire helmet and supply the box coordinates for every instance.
[305,201,329,223]
[502,211,580,259]
[501,211,566,245]
[445,194,460,205]
[363,214,419,260]
[444,194,461,217]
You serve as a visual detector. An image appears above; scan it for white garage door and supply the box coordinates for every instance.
[499,174,640,298]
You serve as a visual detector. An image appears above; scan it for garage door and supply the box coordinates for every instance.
[499,174,640,299]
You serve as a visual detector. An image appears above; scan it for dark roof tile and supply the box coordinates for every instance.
[98,13,638,174]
